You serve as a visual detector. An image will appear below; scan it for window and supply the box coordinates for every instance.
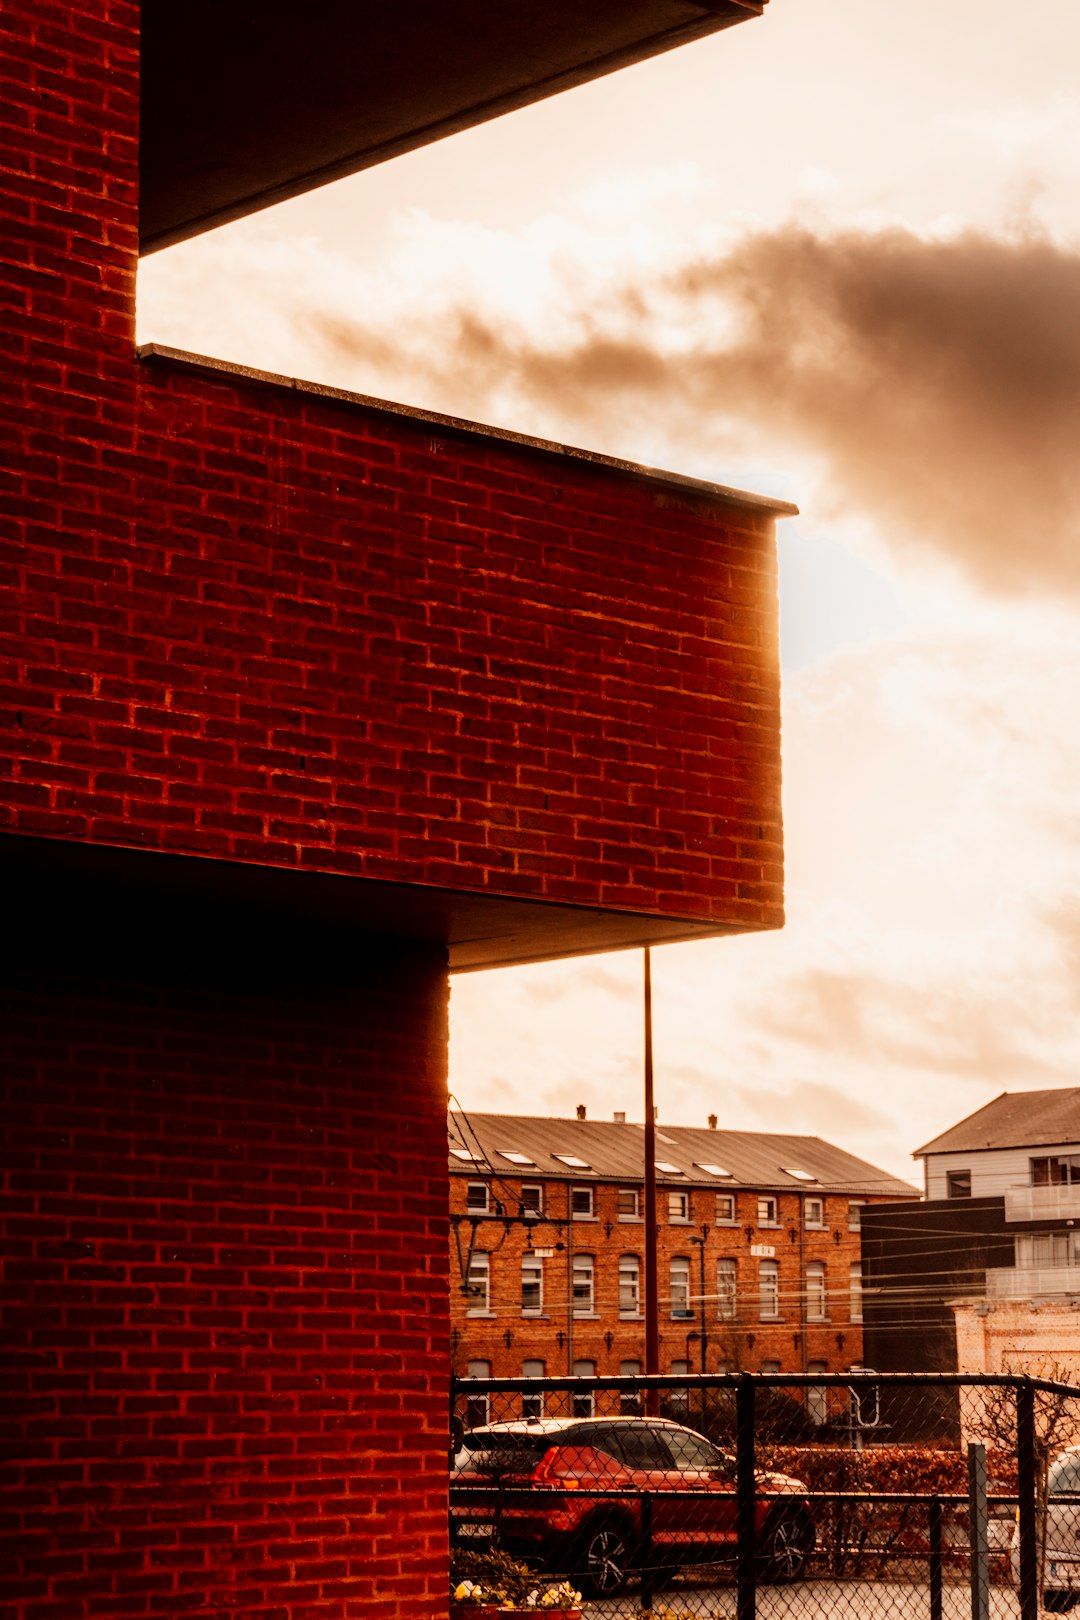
[520,1184,543,1217]
[450,1148,482,1163]
[554,1154,591,1170]
[761,1359,781,1375]
[781,1167,818,1184]
[656,1161,685,1176]
[572,1359,595,1417]
[1033,1155,1080,1186]
[617,1187,641,1221]
[572,1186,595,1219]
[670,1254,692,1318]
[717,1257,737,1320]
[521,1253,543,1315]
[946,1170,972,1199]
[466,1181,490,1214]
[466,1250,490,1315]
[850,1261,863,1323]
[807,1362,828,1427]
[668,1358,690,1413]
[848,1201,864,1231]
[668,1190,691,1223]
[573,1253,595,1316]
[1016,1231,1074,1267]
[757,1196,778,1227]
[619,1360,642,1415]
[522,1359,545,1419]
[466,1360,491,1427]
[806,1261,827,1321]
[498,1150,536,1167]
[804,1197,825,1229]
[619,1253,641,1318]
[716,1192,737,1225]
[759,1259,780,1319]
[696,1163,734,1180]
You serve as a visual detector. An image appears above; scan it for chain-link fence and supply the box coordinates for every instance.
[449,1372,1080,1619]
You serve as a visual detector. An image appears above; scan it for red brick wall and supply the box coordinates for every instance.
[1,937,450,1620]
[0,6,784,1616]
[0,0,783,935]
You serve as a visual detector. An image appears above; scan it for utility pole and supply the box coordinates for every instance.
[643,948,659,1391]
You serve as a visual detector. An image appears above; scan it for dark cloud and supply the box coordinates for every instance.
[307,225,1080,594]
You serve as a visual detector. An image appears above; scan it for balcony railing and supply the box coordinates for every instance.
[1004,1182,1080,1222]
[986,1262,1080,1299]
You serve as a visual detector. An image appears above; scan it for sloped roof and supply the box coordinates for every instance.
[916,1089,1080,1158]
[448,1111,917,1196]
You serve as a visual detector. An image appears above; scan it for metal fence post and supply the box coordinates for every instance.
[967,1442,989,1620]
[640,1490,654,1613]
[1016,1378,1039,1620]
[929,1495,943,1620]
[736,1372,756,1620]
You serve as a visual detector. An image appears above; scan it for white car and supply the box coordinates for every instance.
[1012,1445,1080,1612]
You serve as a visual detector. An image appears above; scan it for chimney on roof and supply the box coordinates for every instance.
[708,1113,718,1130]
[613,1111,626,1124]
[576,1104,587,1121]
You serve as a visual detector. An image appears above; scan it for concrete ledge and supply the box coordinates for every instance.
[137,343,799,519]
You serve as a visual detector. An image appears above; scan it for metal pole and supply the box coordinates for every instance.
[565,1178,574,1380]
[643,948,659,1394]
[736,1373,757,1620]
[929,1496,943,1620]
[697,1230,708,1374]
[1017,1379,1039,1620]
[967,1442,989,1620]
[640,1490,654,1613]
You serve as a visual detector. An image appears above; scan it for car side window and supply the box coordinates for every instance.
[664,1427,724,1471]
[571,1426,620,1461]
[612,1423,676,1469]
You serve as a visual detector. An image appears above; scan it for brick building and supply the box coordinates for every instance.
[0,5,786,1618]
[449,1111,916,1408]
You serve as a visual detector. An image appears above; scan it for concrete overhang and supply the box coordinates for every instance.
[140,0,768,253]
[3,836,759,974]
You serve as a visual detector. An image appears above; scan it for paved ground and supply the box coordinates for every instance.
[591,1576,1023,1619]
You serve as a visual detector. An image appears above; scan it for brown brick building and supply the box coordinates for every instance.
[449,1111,916,1409]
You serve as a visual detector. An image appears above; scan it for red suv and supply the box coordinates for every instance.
[450,1415,814,1596]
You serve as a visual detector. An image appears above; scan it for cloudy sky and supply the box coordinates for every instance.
[138,0,1080,1184]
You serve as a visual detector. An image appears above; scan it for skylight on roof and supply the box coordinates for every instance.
[656,1161,686,1176]
[696,1163,734,1179]
[450,1148,482,1163]
[781,1167,819,1183]
[658,1132,678,1146]
[553,1154,591,1170]
[498,1150,536,1166]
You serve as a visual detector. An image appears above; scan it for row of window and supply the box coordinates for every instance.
[466,1250,864,1323]
[462,1360,836,1426]
[464,1180,864,1229]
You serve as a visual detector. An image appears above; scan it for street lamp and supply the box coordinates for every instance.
[689,1226,709,1429]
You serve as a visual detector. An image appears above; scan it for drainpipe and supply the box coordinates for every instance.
[798,1190,808,1373]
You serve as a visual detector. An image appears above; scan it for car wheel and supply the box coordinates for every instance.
[756,1508,814,1585]
[577,1520,635,1597]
